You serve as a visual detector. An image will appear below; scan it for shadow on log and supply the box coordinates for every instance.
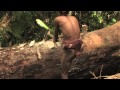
[0,21,120,79]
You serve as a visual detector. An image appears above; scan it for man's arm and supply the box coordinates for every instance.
[54,18,59,42]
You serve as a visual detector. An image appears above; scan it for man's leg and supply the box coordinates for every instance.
[61,49,76,79]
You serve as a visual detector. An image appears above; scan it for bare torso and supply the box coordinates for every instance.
[55,16,80,42]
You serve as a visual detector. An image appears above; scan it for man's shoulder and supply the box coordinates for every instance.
[54,16,66,22]
[55,16,68,19]
[54,16,77,22]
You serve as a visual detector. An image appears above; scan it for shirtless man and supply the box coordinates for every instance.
[53,11,83,79]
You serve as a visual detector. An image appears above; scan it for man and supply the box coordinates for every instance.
[53,11,83,79]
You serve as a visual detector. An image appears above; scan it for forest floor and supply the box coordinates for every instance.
[0,39,120,79]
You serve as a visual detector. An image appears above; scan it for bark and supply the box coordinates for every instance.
[0,21,120,79]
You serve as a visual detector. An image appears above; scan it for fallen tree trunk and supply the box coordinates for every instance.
[0,22,120,79]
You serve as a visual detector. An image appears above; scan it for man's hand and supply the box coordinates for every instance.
[54,42,58,48]
[53,38,58,48]
[53,38,61,48]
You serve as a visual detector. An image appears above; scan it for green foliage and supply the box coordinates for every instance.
[11,11,35,41]
[0,27,12,47]
[80,11,117,31]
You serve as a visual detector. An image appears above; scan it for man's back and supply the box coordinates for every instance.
[54,11,82,79]
[55,16,80,41]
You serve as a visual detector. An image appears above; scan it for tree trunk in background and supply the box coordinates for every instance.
[0,21,120,79]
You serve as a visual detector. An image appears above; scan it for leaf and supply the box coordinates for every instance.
[93,11,97,16]
[36,19,50,30]
[29,40,35,47]
[112,18,116,23]
[18,43,26,49]
[98,16,103,23]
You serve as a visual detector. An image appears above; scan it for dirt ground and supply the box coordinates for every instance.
[0,40,62,79]
[0,40,120,79]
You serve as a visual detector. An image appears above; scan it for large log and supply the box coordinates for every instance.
[70,21,120,79]
[0,21,120,79]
